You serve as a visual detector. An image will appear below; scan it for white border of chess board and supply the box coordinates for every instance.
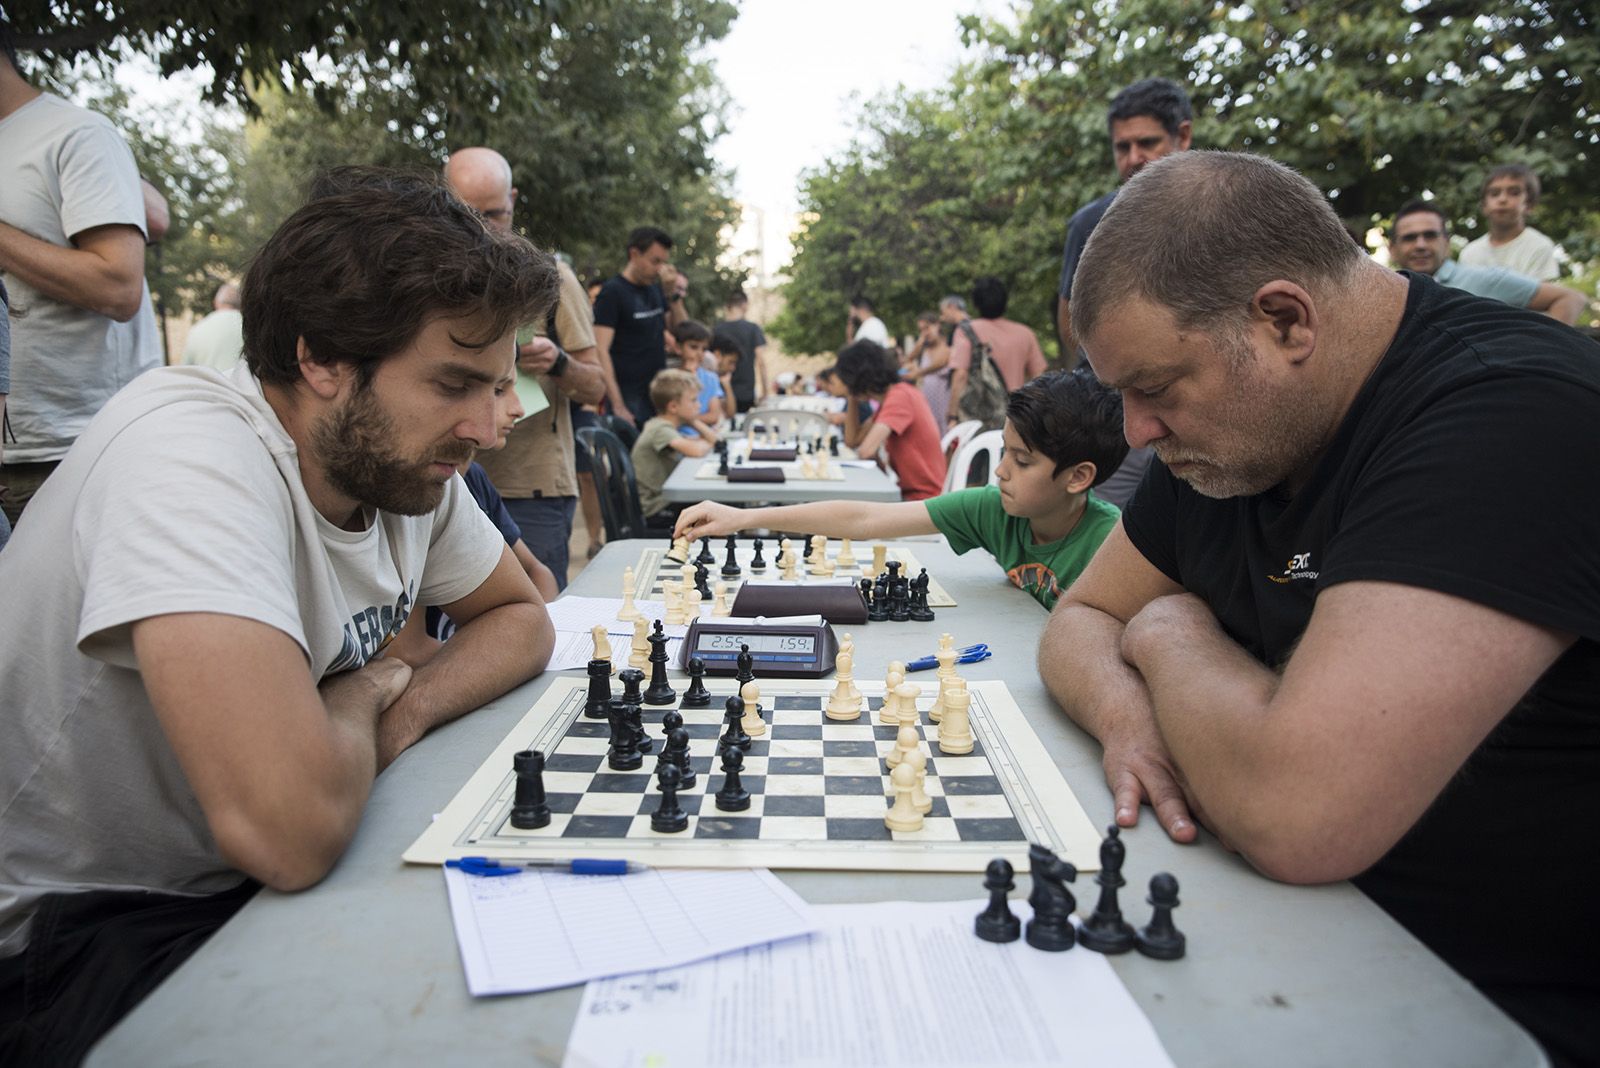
[632,544,959,609]
[402,677,1102,874]
[694,460,845,481]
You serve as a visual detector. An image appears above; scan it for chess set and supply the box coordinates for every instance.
[629,535,957,613]
[403,632,1102,874]
[698,436,846,481]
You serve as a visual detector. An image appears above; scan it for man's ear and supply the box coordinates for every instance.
[1060,460,1097,494]
[1174,119,1194,152]
[1251,281,1316,368]
[296,337,351,401]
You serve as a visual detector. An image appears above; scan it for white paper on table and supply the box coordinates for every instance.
[545,595,687,639]
[562,899,1175,1068]
[543,632,685,672]
[443,866,817,997]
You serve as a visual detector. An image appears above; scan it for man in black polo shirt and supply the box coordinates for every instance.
[1040,151,1598,1066]
[593,226,686,426]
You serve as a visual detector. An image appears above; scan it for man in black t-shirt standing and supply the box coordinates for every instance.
[592,226,686,426]
[1041,151,1599,1066]
[713,289,769,412]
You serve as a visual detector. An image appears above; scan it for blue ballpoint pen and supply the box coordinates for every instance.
[446,856,649,877]
[904,643,991,672]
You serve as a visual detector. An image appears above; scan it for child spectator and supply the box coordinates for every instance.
[835,339,945,500]
[669,320,728,427]
[675,370,1128,610]
[630,368,720,528]
[709,332,742,421]
[1459,164,1560,281]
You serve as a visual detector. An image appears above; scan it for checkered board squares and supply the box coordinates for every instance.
[632,544,957,609]
[403,677,1101,874]
[694,460,846,481]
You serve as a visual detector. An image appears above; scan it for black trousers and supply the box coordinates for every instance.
[0,880,258,1067]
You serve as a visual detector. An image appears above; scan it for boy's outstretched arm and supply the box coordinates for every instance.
[675,499,938,543]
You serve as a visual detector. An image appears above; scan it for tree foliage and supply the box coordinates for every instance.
[771,0,1599,357]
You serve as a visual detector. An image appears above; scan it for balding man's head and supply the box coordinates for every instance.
[443,147,515,231]
[1072,152,1361,344]
[214,283,241,310]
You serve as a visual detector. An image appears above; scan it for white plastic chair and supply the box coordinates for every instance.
[947,429,1004,490]
[939,420,982,493]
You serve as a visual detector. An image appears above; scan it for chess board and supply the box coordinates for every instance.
[403,676,1101,874]
[632,543,957,608]
[694,460,846,481]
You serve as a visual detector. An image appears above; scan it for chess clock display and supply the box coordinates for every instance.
[680,618,839,678]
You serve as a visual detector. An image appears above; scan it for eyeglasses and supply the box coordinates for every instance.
[1397,230,1442,243]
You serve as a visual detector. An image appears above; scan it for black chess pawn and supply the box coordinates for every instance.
[584,656,613,719]
[694,562,713,601]
[974,858,1021,943]
[717,694,751,756]
[888,574,912,623]
[735,644,756,689]
[721,535,742,579]
[666,726,696,789]
[619,666,645,706]
[908,569,936,622]
[827,436,840,457]
[716,441,730,477]
[695,536,716,568]
[606,697,643,771]
[866,577,888,622]
[643,621,677,705]
[714,746,751,811]
[1079,825,1137,954]
[660,708,685,742]
[1135,873,1186,961]
[651,762,689,833]
[680,658,712,707]
[509,749,552,829]
[750,537,767,572]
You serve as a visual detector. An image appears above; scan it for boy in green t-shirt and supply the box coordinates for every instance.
[673,370,1128,609]
[631,368,720,528]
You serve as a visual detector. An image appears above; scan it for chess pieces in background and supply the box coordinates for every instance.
[1024,844,1079,952]
[590,624,617,676]
[651,762,689,833]
[903,747,932,814]
[1136,874,1186,960]
[680,658,712,707]
[750,537,767,572]
[509,749,551,829]
[866,576,889,621]
[716,441,730,477]
[685,587,703,623]
[1078,825,1137,954]
[884,762,924,832]
[779,538,798,580]
[735,644,756,690]
[584,656,613,720]
[870,543,888,581]
[629,617,650,670]
[643,621,677,705]
[712,581,732,617]
[715,747,751,811]
[937,685,974,755]
[837,538,857,568]
[975,858,1022,943]
[695,536,716,568]
[618,566,641,622]
[720,535,742,578]
[740,680,766,737]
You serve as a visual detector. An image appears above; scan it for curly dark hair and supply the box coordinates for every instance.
[834,339,899,395]
[1007,369,1129,486]
[242,166,558,388]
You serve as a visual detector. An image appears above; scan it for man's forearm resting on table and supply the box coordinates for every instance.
[0,222,145,322]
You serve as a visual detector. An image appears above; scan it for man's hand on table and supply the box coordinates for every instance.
[319,657,414,768]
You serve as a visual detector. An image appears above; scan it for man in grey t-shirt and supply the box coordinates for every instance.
[0,28,160,526]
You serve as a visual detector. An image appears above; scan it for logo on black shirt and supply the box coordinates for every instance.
[1268,552,1319,584]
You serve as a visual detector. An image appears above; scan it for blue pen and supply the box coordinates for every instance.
[905,644,992,672]
[446,856,649,877]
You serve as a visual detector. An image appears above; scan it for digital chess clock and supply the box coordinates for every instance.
[680,618,839,678]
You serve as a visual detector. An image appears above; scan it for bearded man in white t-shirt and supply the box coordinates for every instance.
[0,166,559,1063]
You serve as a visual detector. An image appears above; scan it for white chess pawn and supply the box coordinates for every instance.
[826,645,862,721]
[895,680,921,733]
[679,562,697,590]
[904,747,932,814]
[838,634,862,700]
[741,680,767,737]
[618,566,641,622]
[884,762,924,832]
[879,663,906,724]
[867,543,888,581]
[886,722,919,770]
[663,582,685,626]
[780,538,798,581]
[810,535,828,564]
[929,644,958,724]
[837,538,856,568]
[590,624,618,676]
[712,580,732,617]
[629,616,650,670]
[669,537,690,563]
[937,685,974,755]
[685,587,703,622]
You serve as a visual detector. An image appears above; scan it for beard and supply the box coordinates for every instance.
[1155,335,1330,500]
[312,385,475,516]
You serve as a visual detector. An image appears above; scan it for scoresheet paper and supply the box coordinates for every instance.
[540,595,686,672]
[444,866,816,996]
[563,899,1175,1068]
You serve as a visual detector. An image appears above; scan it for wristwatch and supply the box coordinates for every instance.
[549,347,570,377]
